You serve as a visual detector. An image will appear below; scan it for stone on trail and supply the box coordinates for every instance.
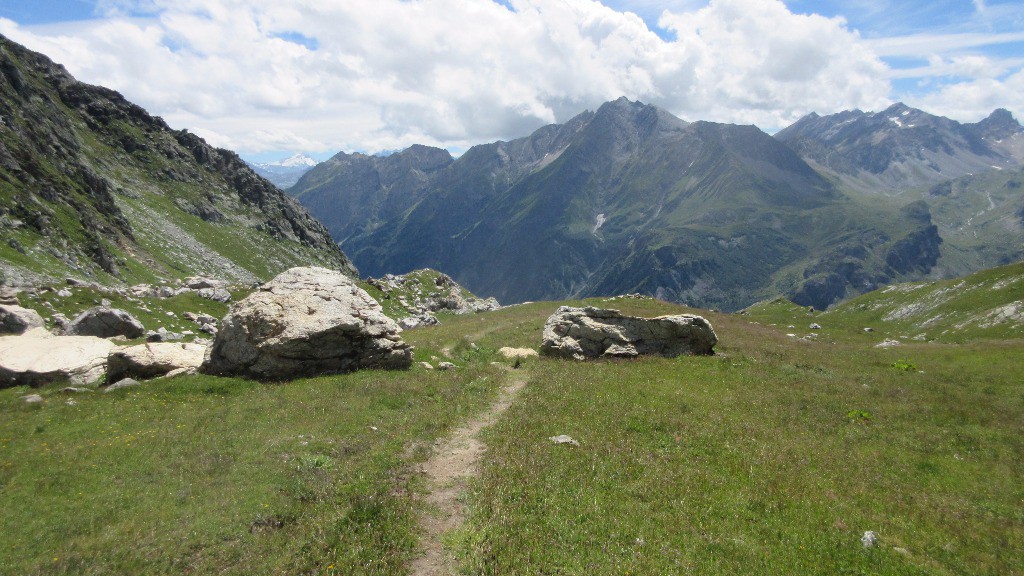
[540,306,717,360]
[498,347,539,359]
[201,267,413,380]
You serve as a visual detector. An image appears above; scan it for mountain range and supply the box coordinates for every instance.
[290,97,1024,310]
[0,34,354,287]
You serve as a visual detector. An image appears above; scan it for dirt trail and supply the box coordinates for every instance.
[409,371,528,575]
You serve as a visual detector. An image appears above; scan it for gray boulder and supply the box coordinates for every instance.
[107,342,207,382]
[0,328,116,387]
[197,288,231,303]
[201,267,413,380]
[0,305,44,335]
[540,306,717,360]
[69,307,145,339]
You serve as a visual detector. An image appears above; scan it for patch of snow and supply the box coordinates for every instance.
[592,213,607,235]
[902,110,910,116]
[889,117,903,127]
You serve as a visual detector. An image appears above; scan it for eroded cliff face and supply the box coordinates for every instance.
[0,34,355,287]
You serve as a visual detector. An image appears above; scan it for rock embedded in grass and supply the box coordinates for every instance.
[540,306,717,360]
[0,304,44,335]
[201,267,413,380]
[69,307,145,339]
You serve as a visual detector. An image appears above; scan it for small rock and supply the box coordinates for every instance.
[549,434,580,446]
[875,339,902,348]
[809,323,821,330]
[861,531,878,548]
[437,362,456,371]
[21,394,43,403]
[893,547,911,557]
[100,299,111,307]
[104,378,141,392]
[863,327,874,332]
[498,347,539,359]
[197,287,231,303]
[419,362,435,370]
[56,289,72,298]
[61,386,93,393]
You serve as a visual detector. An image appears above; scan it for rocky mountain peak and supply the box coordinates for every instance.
[973,108,1022,141]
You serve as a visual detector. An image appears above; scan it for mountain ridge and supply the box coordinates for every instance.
[0,34,355,287]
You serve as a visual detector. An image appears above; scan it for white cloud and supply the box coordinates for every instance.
[1,0,892,156]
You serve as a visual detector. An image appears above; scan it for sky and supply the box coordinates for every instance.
[0,0,1022,163]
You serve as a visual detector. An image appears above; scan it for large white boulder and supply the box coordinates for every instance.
[540,306,717,360]
[0,328,115,387]
[201,267,412,380]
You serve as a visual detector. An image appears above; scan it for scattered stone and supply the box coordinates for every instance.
[809,323,821,330]
[158,286,175,298]
[437,362,456,370]
[199,324,218,335]
[104,378,141,392]
[549,434,580,446]
[145,328,183,342]
[61,386,94,393]
[56,289,72,298]
[875,339,902,348]
[0,328,115,387]
[893,547,911,557]
[50,313,72,335]
[498,347,539,359]
[100,298,111,307]
[107,342,207,382]
[21,394,43,403]
[184,276,227,290]
[861,531,878,548]
[540,306,717,360]
[0,287,21,306]
[419,362,435,370]
[399,313,440,330]
[197,287,232,303]
[69,307,145,339]
[863,327,874,332]
[0,304,45,335]
[201,267,413,380]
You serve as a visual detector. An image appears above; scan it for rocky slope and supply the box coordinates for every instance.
[0,34,355,288]
[295,98,948,310]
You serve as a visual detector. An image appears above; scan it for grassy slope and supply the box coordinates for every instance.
[1,289,1021,574]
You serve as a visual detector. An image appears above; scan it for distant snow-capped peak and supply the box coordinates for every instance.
[257,153,318,169]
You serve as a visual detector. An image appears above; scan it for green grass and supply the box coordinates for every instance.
[1,291,1021,575]
[450,300,1024,575]
[0,326,505,575]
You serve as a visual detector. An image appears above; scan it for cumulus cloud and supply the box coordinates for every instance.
[1,0,894,157]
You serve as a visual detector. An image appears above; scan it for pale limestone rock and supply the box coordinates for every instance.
[107,342,207,382]
[498,347,539,359]
[202,267,412,380]
[0,328,115,387]
[540,306,717,360]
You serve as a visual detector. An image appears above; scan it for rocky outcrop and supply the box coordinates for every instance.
[540,306,717,360]
[0,328,115,387]
[107,342,206,381]
[0,304,44,334]
[69,307,145,339]
[367,270,501,317]
[202,267,412,380]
